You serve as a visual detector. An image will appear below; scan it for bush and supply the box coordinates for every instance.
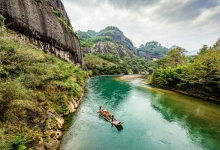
[0,14,5,26]
[10,136,26,150]
[84,53,151,75]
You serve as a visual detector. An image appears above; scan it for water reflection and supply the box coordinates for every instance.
[114,124,123,131]
[88,76,131,108]
[147,87,220,150]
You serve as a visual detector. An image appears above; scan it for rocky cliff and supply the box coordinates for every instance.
[0,0,84,67]
[77,26,137,59]
[99,26,136,52]
[78,27,169,61]
[137,41,169,60]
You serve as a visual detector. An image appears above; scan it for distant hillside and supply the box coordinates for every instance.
[185,49,199,56]
[137,41,169,59]
[77,26,136,59]
[76,26,174,75]
[169,45,198,56]
[77,26,153,75]
[77,27,170,61]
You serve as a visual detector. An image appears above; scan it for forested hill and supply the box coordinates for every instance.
[76,26,174,75]
[77,26,136,58]
[77,27,169,60]
[77,26,155,75]
[137,41,169,59]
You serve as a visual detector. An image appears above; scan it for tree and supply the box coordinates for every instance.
[0,15,5,26]
[197,45,209,55]
[166,47,187,67]
[155,57,169,68]
[213,38,220,50]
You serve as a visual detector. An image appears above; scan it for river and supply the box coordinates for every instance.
[59,76,220,150]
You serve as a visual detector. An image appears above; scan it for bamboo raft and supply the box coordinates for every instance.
[98,109,123,126]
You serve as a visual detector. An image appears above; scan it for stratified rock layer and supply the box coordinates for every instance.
[0,0,84,66]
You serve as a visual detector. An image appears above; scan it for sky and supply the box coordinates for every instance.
[62,0,220,51]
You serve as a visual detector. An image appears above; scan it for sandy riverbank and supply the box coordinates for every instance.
[118,74,144,81]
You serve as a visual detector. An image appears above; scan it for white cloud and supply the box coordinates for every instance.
[62,0,220,51]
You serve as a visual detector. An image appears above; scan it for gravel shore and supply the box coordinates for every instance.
[119,74,144,81]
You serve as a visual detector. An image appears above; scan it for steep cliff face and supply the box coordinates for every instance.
[0,0,84,67]
[82,42,135,58]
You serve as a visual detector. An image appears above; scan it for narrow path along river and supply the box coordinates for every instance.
[59,76,220,150]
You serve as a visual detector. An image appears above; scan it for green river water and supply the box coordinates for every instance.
[59,76,220,150]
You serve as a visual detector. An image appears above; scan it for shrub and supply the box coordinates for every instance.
[10,136,26,150]
[0,14,5,26]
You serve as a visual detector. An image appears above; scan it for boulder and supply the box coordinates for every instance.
[56,117,64,129]
[68,101,76,113]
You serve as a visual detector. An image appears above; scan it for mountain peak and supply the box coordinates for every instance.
[100,26,123,35]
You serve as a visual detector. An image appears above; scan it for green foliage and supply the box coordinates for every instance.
[53,10,63,19]
[98,51,120,63]
[66,19,71,27]
[77,31,92,40]
[213,38,220,50]
[166,47,188,67]
[35,0,42,3]
[125,37,133,45]
[150,66,183,88]
[150,39,220,100]
[0,14,5,26]
[77,30,98,40]
[10,136,27,150]
[77,26,127,48]
[87,30,98,37]
[0,29,87,149]
[79,26,152,75]
[0,79,31,119]
[55,95,68,114]
[197,45,209,55]
[79,35,114,48]
[155,47,187,68]
[137,41,169,58]
[52,9,73,33]
[84,53,152,75]
[100,26,123,35]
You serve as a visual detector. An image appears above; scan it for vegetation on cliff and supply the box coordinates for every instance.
[0,26,87,149]
[77,26,132,49]
[149,41,220,101]
[137,41,169,59]
[52,9,73,33]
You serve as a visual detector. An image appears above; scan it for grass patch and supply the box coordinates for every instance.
[52,9,75,34]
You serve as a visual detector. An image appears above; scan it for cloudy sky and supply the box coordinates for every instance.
[62,0,220,51]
